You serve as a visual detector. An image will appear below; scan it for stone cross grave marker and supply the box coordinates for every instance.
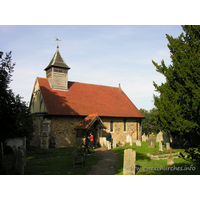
[112,138,116,148]
[55,137,59,148]
[148,135,155,148]
[136,140,141,146]
[123,149,136,175]
[159,142,163,151]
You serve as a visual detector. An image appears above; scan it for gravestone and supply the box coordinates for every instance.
[142,134,147,142]
[146,135,149,141]
[148,135,156,148]
[130,137,132,146]
[156,131,163,143]
[136,140,141,146]
[112,138,116,148]
[166,142,170,150]
[55,137,59,148]
[126,135,131,143]
[122,141,125,146]
[20,146,26,166]
[164,135,170,144]
[123,149,136,175]
[12,146,18,171]
[159,142,163,151]
[17,148,24,175]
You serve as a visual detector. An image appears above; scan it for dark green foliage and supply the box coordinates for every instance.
[0,51,34,144]
[152,25,200,146]
[139,108,160,135]
[179,148,200,169]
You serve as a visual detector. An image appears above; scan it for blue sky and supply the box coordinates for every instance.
[0,25,184,110]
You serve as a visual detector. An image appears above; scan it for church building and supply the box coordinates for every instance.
[29,45,145,148]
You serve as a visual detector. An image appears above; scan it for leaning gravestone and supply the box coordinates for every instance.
[123,149,136,175]
[148,135,156,148]
[112,138,116,148]
[136,140,141,146]
[17,148,24,175]
[55,137,59,148]
[159,142,163,151]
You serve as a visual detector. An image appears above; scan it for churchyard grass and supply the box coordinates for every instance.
[3,146,98,175]
[113,142,200,175]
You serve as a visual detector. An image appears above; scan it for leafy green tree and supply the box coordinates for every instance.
[0,51,34,144]
[140,108,160,135]
[152,25,200,146]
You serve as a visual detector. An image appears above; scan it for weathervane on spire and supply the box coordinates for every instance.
[55,37,61,48]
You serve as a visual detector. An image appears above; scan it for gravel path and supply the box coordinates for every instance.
[86,147,119,175]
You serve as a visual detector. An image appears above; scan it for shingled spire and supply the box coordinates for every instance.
[44,46,70,91]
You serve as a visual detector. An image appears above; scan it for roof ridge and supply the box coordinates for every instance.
[68,81,120,89]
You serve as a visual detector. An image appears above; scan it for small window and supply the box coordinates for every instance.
[124,119,127,132]
[110,121,114,132]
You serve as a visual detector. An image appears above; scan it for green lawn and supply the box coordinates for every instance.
[113,142,200,175]
[3,146,99,175]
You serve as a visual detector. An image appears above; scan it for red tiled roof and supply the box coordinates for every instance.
[37,77,145,118]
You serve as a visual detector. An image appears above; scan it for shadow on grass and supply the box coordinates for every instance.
[25,155,100,175]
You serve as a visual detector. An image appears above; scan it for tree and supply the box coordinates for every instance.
[152,25,200,146]
[139,108,160,135]
[0,51,34,144]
